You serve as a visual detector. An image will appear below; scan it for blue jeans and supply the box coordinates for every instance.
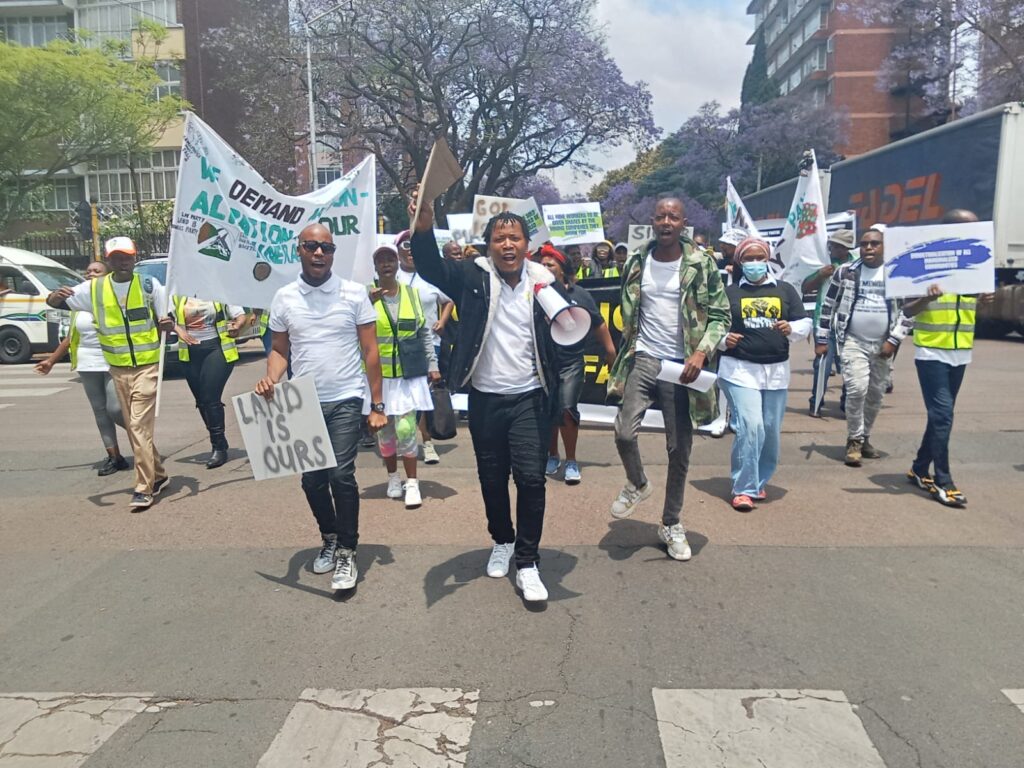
[301,398,362,550]
[720,380,787,496]
[912,359,966,488]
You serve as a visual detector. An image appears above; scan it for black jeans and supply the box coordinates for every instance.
[912,359,967,488]
[301,398,362,550]
[183,338,235,407]
[468,387,549,568]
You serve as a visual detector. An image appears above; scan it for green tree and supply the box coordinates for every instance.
[0,31,186,231]
[740,31,779,108]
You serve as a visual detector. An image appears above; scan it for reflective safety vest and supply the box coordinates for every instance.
[68,311,81,371]
[602,265,621,278]
[173,296,239,363]
[89,274,161,367]
[370,283,424,378]
[575,264,590,281]
[254,308,269,336]
[914,294,976,350]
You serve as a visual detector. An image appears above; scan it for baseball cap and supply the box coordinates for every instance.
[827,229,856,249]
[719,228,748,247]
[104,236,136,258]
[373,244,398,260]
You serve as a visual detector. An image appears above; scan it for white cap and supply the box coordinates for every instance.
[719,228,748,247]
[104,236,136,257]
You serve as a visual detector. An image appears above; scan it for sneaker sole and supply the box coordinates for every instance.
[844,459,862,467]
[405,501,422,509]
[610,484,652,519]
[565,478,581,486]
[666,548,692,562]
[331,577,357,590]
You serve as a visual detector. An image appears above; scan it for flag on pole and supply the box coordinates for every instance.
[167,113,377,309]
[726,176,761,238]
[771,150,829,289]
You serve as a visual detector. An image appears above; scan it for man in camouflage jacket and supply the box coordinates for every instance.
[606,198,730,561]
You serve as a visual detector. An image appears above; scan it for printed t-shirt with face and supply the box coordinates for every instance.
[846,264,889,343]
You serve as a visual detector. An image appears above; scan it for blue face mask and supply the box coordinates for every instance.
[742,261,769,282]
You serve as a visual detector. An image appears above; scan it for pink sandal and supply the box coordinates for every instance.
[731,495,755,511]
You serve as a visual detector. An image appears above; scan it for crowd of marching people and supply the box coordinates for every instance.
[40,196,988,603]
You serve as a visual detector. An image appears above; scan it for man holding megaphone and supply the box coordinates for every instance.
[408,189,586,604]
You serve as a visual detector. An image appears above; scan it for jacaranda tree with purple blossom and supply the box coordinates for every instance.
[214,0,656,225]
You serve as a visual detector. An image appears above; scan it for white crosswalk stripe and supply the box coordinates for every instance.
[1003,689,1024,713]
[0,364,73,399]
[256,688,479,768]
[0,692,154,767]
[652,688,887,768]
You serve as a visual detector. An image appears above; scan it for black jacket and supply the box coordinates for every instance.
[411,229,566,399]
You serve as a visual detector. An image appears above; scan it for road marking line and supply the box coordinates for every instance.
[0,387,69,397]
[652,689,887,768]
[256,688,479,768]
[1003,689,1024,713]
[0,692,153,768]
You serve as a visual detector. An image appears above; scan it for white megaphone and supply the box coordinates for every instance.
[534,283,591,346]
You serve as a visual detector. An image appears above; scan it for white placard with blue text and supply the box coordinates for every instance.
[231,376,337,481]
[884,222,995,298]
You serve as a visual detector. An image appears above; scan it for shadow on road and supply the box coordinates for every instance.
[598,519,709,561]
[361,479,457,501]
[798,440,847,462]
[255,544,395,600]
[423,547,580,608]
[844,473,933,497]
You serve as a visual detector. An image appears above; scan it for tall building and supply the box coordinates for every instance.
[747,0,934,157]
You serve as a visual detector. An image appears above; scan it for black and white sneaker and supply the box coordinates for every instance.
[331,547,358,590]
[97,455,129,476]
[152,477,169,497]
[129,492,153,511]
[312,535,338,574]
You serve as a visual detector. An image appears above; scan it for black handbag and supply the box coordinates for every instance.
[426,384,457,440]
[380,287,429,379]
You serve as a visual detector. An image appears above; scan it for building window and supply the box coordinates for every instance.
[88,150,179,204]
[76,0,178,43]
[0,15,71,47]
[30,178,85,212]
[317,167,344,187]
[153,62,181,100]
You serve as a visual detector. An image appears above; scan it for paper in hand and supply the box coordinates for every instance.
[414,137,463,224]
[656,361,718,393]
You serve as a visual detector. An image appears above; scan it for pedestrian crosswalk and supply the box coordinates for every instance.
[0,362,73,401]
[4,686,1022,767]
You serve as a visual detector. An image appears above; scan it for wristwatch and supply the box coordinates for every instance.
[371,402,386,414]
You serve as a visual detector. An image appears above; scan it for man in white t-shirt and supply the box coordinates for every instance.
[606,198,731,562]
[815,225,912,466]
[255,223,387,592]
[395,229,453,465]
[47,237,174,510]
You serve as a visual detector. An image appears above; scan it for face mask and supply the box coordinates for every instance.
[742,261,768,282]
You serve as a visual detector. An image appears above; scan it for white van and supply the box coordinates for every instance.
[0,246,82,364]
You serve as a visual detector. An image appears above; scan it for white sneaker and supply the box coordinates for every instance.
[610,481,652,519]
[486,542,514,578]
[331,547,358,590]
[312,535,338,574]
[422,441,440,465]
[515,566,548,602]
[404,478,422,509]
[386,473,403,499]
[658,524,692,561]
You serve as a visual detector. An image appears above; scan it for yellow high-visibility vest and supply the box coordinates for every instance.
[89,274,160,367]
[173,296,239,363]
[69,311,81,371]
[914,294,976,350]
[602,265,621,278]
[370,283,424,378]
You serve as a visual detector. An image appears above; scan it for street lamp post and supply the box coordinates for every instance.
[304,3,348,190]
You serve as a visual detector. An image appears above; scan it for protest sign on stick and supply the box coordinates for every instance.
[471,195,550,249]
[884,221,995,298]
[446,213,473,245]
[232,376,337,481]
[414,137,464,224]
[543,203,605,246]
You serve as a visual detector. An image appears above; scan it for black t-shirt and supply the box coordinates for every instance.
[724,280,806,364]
[557,283,606,367]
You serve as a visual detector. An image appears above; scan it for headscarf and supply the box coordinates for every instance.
[734,236,771,260]
[538,243,567,268]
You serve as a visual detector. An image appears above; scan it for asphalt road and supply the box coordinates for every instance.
[1,338,1023,768]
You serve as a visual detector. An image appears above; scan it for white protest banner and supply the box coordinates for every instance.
[770,150,829,288]
[434,229,454,251]
[168,113,377,309]
[414,137,463,224]
[543,202,604,246]
[231,376,337,481]
[627,224,653,254]
[884,221,996,298]
[471,195,550,249]
[753,212,857,251]
[726,176,761,238]
[446,213,474,245]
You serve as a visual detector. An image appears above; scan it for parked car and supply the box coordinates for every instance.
[0,246,80,364]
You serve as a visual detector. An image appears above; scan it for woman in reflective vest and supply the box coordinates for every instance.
[171,295,247,469]
[366,244,439,509]
[35,261,128,476]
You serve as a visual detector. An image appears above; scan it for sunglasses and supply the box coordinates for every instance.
[300,240,336,254]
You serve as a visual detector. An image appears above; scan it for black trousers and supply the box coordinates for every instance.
[183,338,234,407]
[468,387,549,568]
[301,398,362,550]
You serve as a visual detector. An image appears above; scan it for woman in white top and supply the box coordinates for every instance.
[366,244,438,509]
[171,296,247,468]
[35,261,128,476]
